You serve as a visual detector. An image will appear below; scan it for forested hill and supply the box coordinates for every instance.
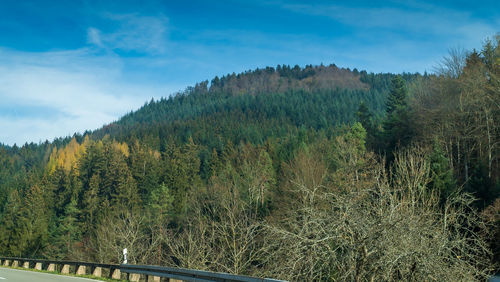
[93,64,419,149]
[1,37,499,281]
[0,64,416,217]
[0,64,413,208]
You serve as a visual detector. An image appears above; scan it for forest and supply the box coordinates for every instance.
[0,36,498,281]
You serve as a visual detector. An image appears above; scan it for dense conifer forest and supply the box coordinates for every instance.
[0,37,498,280]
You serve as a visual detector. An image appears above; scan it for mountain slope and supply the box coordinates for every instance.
[93,64,411,150]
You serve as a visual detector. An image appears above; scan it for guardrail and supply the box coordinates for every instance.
[0,256,121,279]
[120,264,285,282]
[0,256,286,282]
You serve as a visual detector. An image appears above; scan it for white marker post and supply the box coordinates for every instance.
[123,248,128,264]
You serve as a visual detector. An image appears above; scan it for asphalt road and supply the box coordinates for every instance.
[0,267,101,282]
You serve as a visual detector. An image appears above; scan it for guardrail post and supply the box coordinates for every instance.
[76,264,86,275]
[47,263,56,272]
[35,262,42,270]
[110,267,121,279]
[3,260,10,266]
[61,264,70,274]
[128,273,140,282]
[147,275,161,281]
[92,266,102,277]
[12,260,19,267]
[23,261,29,268]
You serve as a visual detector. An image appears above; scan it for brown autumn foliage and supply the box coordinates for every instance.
[207,64,369,96]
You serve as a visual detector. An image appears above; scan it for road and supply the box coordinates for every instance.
[0,267,101,282]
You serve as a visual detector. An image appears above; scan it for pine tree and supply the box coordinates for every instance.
[356,102,373,131]
[162,141,202,221]
[81,174,100,233]
[49,198,81,259]
[148,183,173,222]
[383,75,412,153]
[428,140,456,204]
[386,75,408,114]
[107,146,140,211]
[0,189,24,256]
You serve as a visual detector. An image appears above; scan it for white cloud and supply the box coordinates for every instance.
[277,2,498,48]
[0,48,174,145]
[87,27,103,47]
[87,14,169,54]
[264,1,498,73]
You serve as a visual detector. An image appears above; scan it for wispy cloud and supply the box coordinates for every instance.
[87,13,169,55]
[260,1,498,73]
[87,27,103,47]
[0,47,173,145]
[275,1,498,49]
[0,11,176,145]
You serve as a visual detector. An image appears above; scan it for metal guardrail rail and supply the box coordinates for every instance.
[0,256,286,281]
[120,264,286,282]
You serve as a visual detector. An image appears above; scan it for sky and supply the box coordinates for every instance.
[0,0,498,146]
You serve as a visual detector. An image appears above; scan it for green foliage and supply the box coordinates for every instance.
[428,140,456,202]
[356,102,373,131]
[386,75,408,114]
[345,122,367,153]
[0,189,24,256]
[383,75,413,153]
[22,184,50,257]
[147,183,173,221]
[46,198,81,259]
[93,78,392,151]
[162,141,202,221]
[467,163,499,209]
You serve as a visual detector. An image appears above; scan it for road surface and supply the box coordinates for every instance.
[0,267,101,282]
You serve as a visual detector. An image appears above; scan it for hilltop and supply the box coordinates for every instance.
[93,64,417,149]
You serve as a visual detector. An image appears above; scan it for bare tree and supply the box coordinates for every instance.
[261,146,492,281]
[434,47,467,78]
[92,210,162,264]
[165,179,263,275]
[165,211,221,270]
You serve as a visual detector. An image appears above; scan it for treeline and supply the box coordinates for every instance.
[0,36,498,280]
[208,64,368,95]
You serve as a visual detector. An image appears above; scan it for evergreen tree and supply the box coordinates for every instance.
[47,198,81,259]
[21,184,50,257]
[356,102,380,150]
[81,174,100,234]
[428,140,456,204]
[129,141,161,201]
[356,102,373,131]
[148,183,173,222]
[383,75,412,153]
[107,147,140,211]
[0,189,24,256]
[386,75,408,114]
[162,140,202,221]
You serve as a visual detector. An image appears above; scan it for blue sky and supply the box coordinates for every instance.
[0,0,498,145]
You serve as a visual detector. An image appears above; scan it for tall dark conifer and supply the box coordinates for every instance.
[383,75,412,153]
